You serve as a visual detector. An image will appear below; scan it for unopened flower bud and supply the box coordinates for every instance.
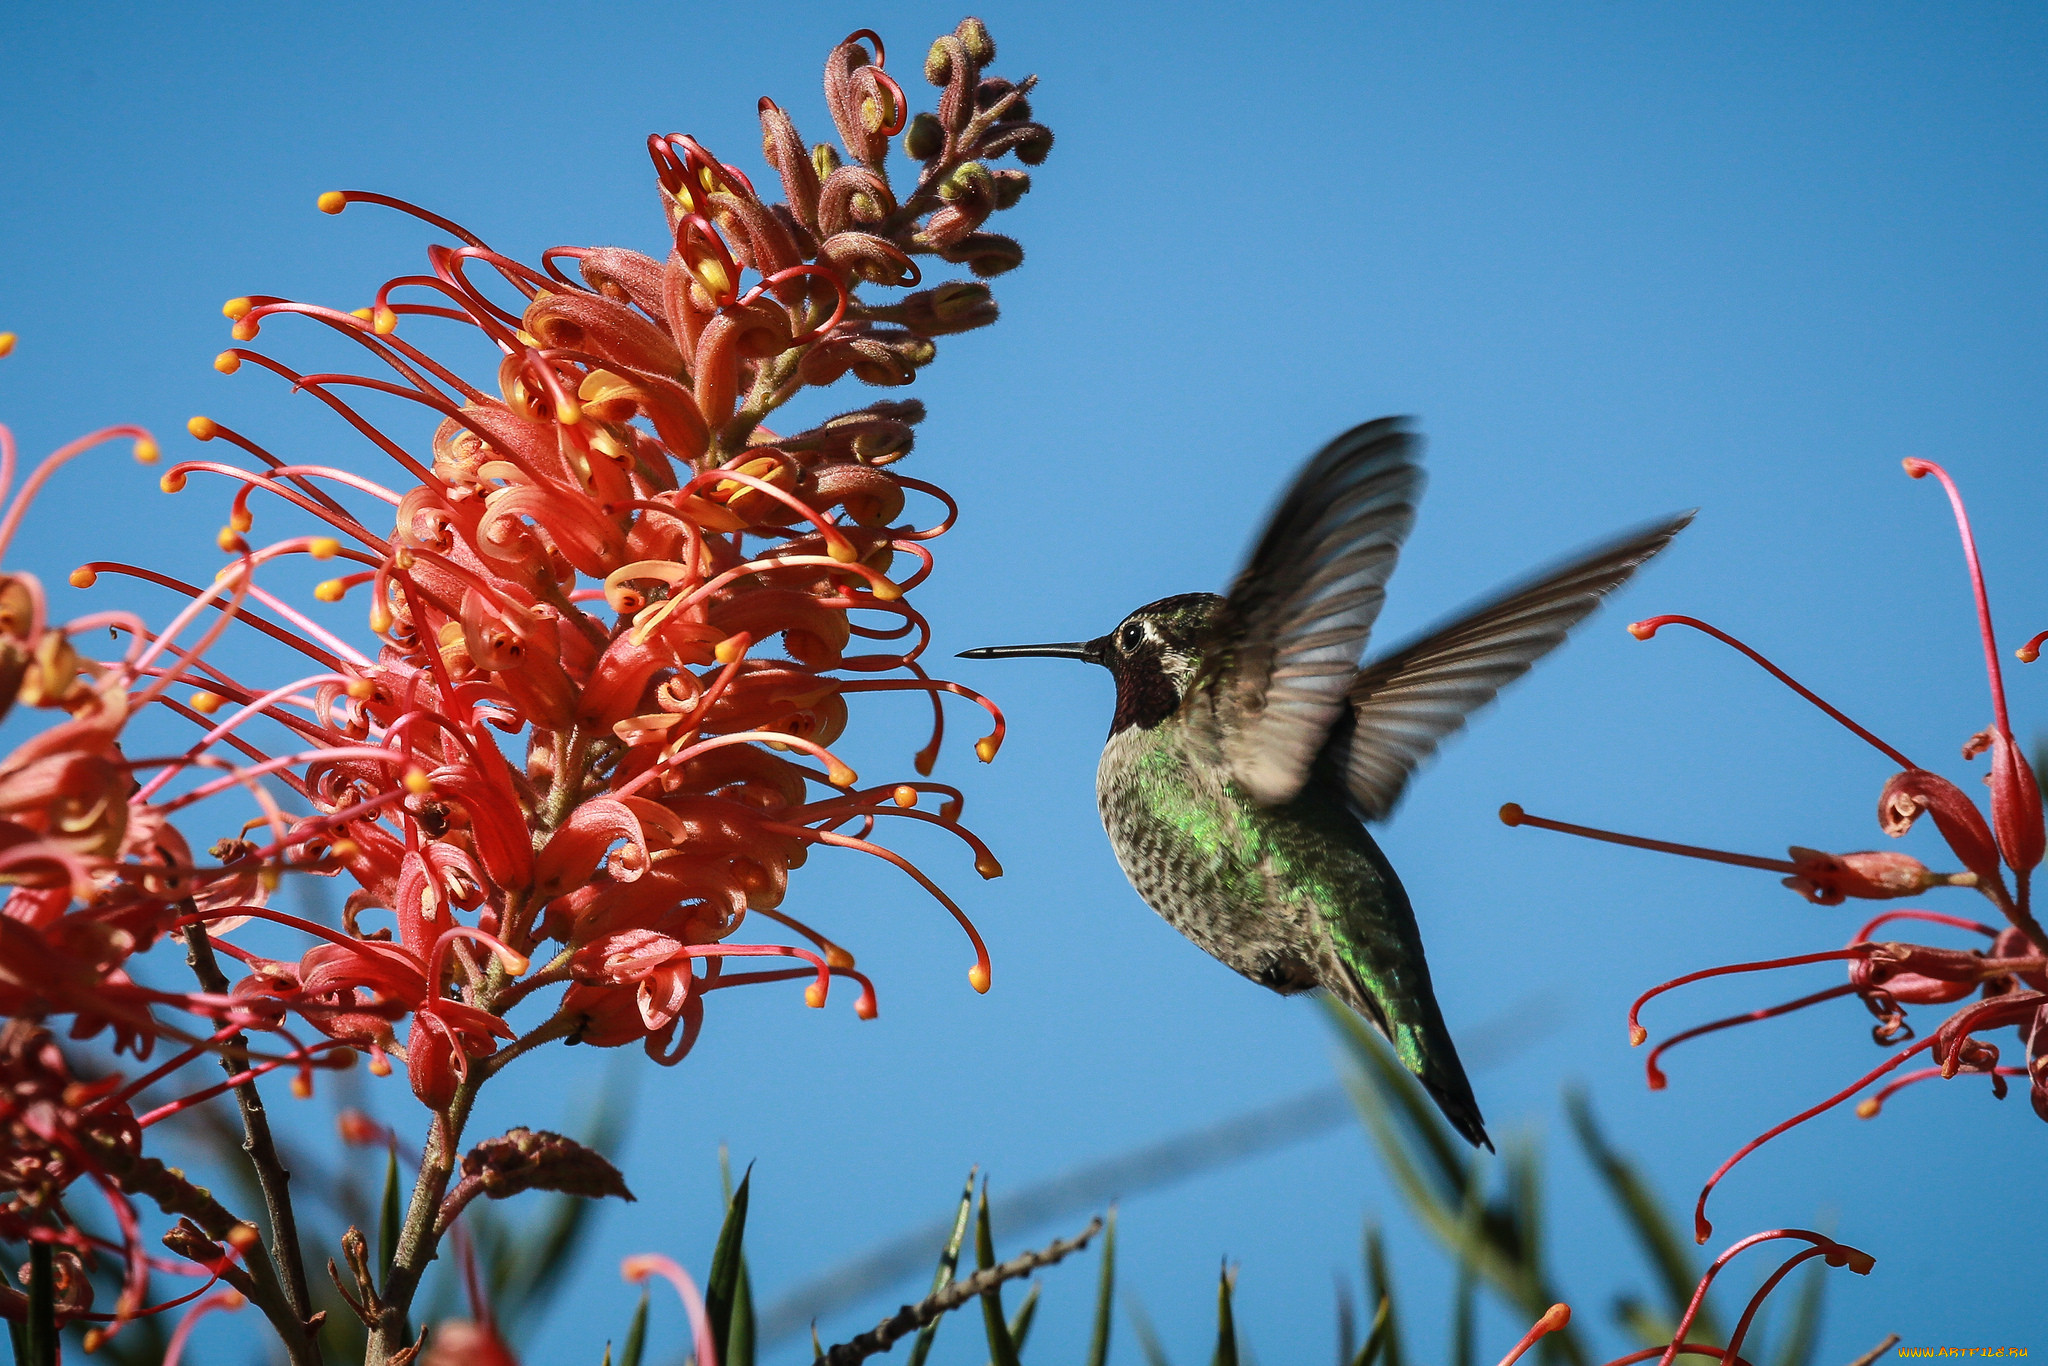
[904,112,945,161]
[1781,847,1953,904]
[992,170,1031,210]
[956,17,995,65]
[811,142,843,182]
[1987,730,2044,874]
[938,161,994,205]
[936,231,1024,278]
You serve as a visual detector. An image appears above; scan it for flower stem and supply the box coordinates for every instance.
[181,922,325,1366]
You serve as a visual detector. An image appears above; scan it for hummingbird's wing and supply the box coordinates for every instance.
[1197,418,1425,807]
[1327,511,1694,821]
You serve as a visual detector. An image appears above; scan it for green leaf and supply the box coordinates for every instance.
[1126,1292,1175,1366]
[1766,1260,1828,1366]
[1363,1226,1405,1366]
[1350,1297,1392,1366]
[729,1257,756,1366]
[1085,1207,1118,1366]
[707,1165,753,1366]
[907,1167,977,1366]
[1564,1090,1718,1346]
[599,1344,613,1366]
[1211,1264,1239,1366]
[379,1142,403,1284]
[1002,1282,1043,1360]
[977,1181,1023,1366]
[619,1288,650,1366]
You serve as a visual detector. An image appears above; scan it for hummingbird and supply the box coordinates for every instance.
[960,419,1689,1148]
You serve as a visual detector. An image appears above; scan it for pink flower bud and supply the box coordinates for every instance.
[1781,847,1944,904]
[1987,729,2045,874]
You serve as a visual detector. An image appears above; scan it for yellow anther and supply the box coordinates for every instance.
[371,306,398,335]
[892,785,918,808]
[132,437,159,464]
[714,635,748,665]
[1855,1098,1880,1119]
[869,576,902,601]
[826,945,856,969]
[403,768,432,795]
[350,307,373,321]
[0,333,15,358]
[329,837,360,859]
[314,578,345,602]
[369,605,394,634]
[229,508,254,533]
[215,351,242,374]
[974,735,1000,763]
[226,1223,262,1252]
[229,319,258,342]
[81,1329,106,1354]
[217,528,242,551]
[308,536,339,560]
[367,1051,392,1076]
[222,297,254,320]
[317,191,347,214]
[1629,1024,1648,1047]
[495,948,531,975]
[69,567,97,588]
[827,538,858,563]
[804,982,826,1008]
[968,963,991,994]
[344,678,373,699]
[975,853,1003,879]
[160,470,188,493]
[855,995,878,1020]
[514,328,540,348]
[826,759,858,788]
[187,415,219,440]
[696,257,731,299]
[189,690,224,714]
[554,397,583,426]
[290,1073,314,1100]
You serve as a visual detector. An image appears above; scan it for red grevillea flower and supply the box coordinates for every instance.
[1523,1228,1875,1366]
[1504,458,2048,1242]
[49,20,1046,1111]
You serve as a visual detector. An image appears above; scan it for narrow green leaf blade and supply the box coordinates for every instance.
[1126,1293,1175,1366]
[1767,1260,1827,1366]
[378,1143,403,1283]
[1363,1226,1405,1366]
[619,1288,650,1366]
[1350,1297,1392,1366]
[907,1167,977,1366]
[1004,1282,1043,1359]
[707,1165,753,1366]
[1085,1207,1118,1366]
[1210,1264,1239,1366]
[977,1182,1023,1366]
[1564,1090,1718,1345]
[729,1257,756,1366]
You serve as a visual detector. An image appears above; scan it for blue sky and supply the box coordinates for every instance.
[4,1,2045,1361]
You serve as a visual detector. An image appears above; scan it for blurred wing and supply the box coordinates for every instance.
[1199,418,1426,806]
[1330,510,1694,821]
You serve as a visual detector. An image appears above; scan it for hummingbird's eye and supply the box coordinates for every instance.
[1116,623,1143,653]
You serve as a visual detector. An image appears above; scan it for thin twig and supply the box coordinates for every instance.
[818,1216,1103,1365]
[1844,1334,1900,1366]
[182,921,325,1366]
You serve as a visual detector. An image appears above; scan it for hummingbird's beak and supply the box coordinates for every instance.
[957,639,1103,664]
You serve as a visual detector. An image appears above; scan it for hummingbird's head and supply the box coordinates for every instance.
[959,592,1223,734]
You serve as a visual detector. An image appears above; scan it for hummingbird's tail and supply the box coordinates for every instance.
[1323,970,1492,1151]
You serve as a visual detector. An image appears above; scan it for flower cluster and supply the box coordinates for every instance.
[1504,458,2046,1242]
[2,17,1048,1356]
